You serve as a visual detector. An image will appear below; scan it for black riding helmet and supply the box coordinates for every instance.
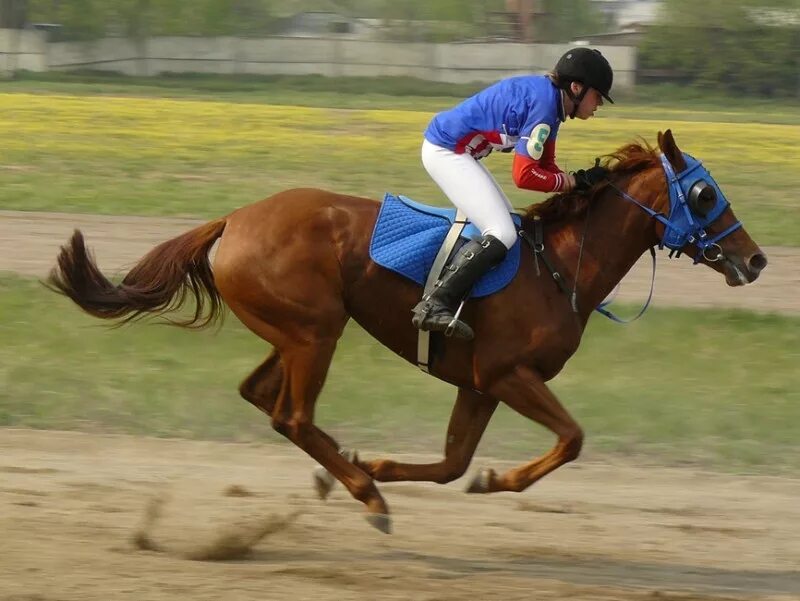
[554,47,614,118]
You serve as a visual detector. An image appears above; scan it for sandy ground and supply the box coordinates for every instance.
[1,211,799,600]
[0,429,798,601]
[1,210,798,314]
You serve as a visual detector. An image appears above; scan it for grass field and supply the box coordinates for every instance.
[1,75,798,246]
[1,274,797,474]
[7,72,800,124]
[2,74,797,475]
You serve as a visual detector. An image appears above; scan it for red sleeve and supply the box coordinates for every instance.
[512,145,567,193]
[539,138,561,173]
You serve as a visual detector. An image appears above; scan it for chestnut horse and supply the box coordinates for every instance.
[48,130,766,533]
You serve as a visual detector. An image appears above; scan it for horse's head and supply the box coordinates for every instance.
[627,129,767,286]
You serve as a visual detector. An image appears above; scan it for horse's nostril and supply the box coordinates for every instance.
[748,253,768,274]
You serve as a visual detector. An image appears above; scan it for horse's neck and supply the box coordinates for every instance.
[547,177,659,323]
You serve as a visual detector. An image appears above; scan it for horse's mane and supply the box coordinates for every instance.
[523,139,659,224]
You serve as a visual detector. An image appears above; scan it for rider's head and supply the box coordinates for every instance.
[552,47,614,120]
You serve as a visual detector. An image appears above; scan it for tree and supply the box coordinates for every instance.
[0,0,28,28]
[639,0,800,97]
[537,0,606,43]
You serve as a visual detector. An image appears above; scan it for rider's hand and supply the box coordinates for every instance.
[572,158,609,191]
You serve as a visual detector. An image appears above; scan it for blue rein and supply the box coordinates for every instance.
[596,152,743,324]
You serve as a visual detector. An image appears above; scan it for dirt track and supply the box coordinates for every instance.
[2,210,799,314]
[1,211,799,600]
[1,429,798,601]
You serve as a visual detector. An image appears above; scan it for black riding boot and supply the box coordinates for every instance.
[411,235,507,340]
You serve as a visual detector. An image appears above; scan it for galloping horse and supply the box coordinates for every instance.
[48,130,766,533]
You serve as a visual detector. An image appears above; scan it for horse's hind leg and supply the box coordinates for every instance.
[239,350,283,416]
[241,349,361,500]
[356,387,499,484]
[240,349,341,449]
[273,338,392,533]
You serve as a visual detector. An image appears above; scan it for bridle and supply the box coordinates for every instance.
[610,152,743,263]
[522,151,744,324]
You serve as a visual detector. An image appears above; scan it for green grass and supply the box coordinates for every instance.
[3,71,483,112]
[6,72,800,123]
[1,77,798,245]
[1,273,798,474]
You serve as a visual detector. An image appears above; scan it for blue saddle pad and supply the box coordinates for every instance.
[369,193,522,298]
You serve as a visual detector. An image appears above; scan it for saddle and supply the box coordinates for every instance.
[369,193,522,298]
[370,193,523,371]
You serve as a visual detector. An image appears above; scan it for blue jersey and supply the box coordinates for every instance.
[424,75,564,160]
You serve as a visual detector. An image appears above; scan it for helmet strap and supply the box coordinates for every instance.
[564,83,588,120]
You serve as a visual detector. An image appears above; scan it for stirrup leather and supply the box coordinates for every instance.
[411,234,507,342]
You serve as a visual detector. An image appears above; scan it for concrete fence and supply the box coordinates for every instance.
[0,28,47,74]
[0,29,636,88]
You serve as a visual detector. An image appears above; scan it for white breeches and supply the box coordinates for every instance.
[421,139,518,250]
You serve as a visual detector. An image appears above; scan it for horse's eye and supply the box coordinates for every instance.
[688,181,716,216]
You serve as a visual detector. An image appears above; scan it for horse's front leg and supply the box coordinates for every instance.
[313,388,498,493]
[467,364,583,494]
[360,387,499,483]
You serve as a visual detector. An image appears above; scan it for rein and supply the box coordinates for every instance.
[520,217,657,324]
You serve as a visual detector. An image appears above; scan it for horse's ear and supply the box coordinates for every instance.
[658,129,687,172]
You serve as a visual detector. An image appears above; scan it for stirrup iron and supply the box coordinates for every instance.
[444,298,467,337]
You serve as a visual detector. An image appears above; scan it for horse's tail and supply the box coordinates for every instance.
[47,218,227,328]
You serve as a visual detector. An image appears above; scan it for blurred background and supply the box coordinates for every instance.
[1,0,799,95]
[0,0,798,471]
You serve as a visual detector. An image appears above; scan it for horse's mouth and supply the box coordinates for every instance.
[722,257,759,287]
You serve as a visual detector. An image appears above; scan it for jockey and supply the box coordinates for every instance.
[412,47,615,340]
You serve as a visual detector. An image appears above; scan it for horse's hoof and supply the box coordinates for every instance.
[312,466,335,500]
[364,513,392,534]
[465,467,493,494]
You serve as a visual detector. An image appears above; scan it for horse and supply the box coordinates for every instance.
[47,130,767,534]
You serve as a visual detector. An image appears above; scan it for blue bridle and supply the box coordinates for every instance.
[596,151,743,323]
[615,152,743,263]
